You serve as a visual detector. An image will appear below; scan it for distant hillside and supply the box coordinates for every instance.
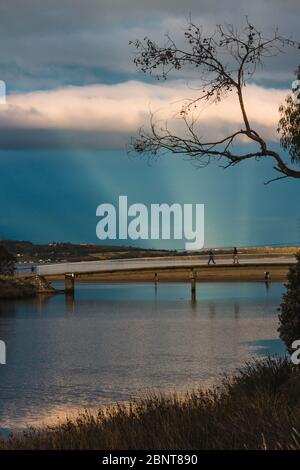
[1,240,299,264]
[0,240,178,264]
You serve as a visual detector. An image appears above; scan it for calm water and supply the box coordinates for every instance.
[0,281,286,434]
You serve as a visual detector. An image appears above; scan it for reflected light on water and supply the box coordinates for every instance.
[0,281,286,433]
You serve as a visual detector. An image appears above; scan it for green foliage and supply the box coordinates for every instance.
[278,252,300,353]
[277,66,300,164]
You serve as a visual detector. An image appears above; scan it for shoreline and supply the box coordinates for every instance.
[0,275,61,299]
[0,358,297,450]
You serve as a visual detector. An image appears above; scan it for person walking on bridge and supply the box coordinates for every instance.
[233,247,239,265]
[208,249,216,265]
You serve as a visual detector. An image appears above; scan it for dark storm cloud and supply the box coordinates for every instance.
[0,0,299,33]
[0,0,299,90]
[0,0,298,150]
[0,128,129,150]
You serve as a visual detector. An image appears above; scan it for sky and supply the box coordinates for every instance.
[0,0,299,248]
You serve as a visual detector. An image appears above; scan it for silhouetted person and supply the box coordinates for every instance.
[31,265,36,274]
[233,247,239,264]
[208,249,216,265]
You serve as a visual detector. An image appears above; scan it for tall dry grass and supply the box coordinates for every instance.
[1,357,300,450]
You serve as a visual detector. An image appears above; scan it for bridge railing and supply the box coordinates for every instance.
[37,261,113,276]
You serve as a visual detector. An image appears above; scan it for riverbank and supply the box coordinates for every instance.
[1,357,298,450]
[5,238,299,265]
[0,275,59,299]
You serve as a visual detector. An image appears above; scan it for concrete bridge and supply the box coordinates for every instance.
[36,255,296,300]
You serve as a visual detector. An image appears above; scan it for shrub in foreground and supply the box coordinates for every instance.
[278,252,300,353]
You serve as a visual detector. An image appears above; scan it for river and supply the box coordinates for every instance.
[0,281,286,435]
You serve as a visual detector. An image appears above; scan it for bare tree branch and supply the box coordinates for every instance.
[130,20,300,182]
[264,175,289,185]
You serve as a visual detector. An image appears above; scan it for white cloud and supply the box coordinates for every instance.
[0,80,288,149]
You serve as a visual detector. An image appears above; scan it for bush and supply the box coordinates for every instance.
[0,245,15,276]
[278,252,300,354]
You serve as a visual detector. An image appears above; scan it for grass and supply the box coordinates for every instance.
[1,357,300,450]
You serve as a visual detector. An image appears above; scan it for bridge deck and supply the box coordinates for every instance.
[36,256,296,276]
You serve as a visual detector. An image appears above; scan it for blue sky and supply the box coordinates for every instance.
[0,0,299,248]
[0,147,299,248]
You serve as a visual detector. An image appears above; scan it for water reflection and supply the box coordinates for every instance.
[243,338,286,356]
[65,292,75,314]
[0,281,285,433]
[264,281,270,292]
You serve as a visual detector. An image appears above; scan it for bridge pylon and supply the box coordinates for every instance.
[65,273,75,294]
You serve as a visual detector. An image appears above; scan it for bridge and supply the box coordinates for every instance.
[36,255,296,300]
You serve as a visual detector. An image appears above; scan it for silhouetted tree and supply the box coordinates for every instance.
[131,20,300,183]
[0,245,15,276]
